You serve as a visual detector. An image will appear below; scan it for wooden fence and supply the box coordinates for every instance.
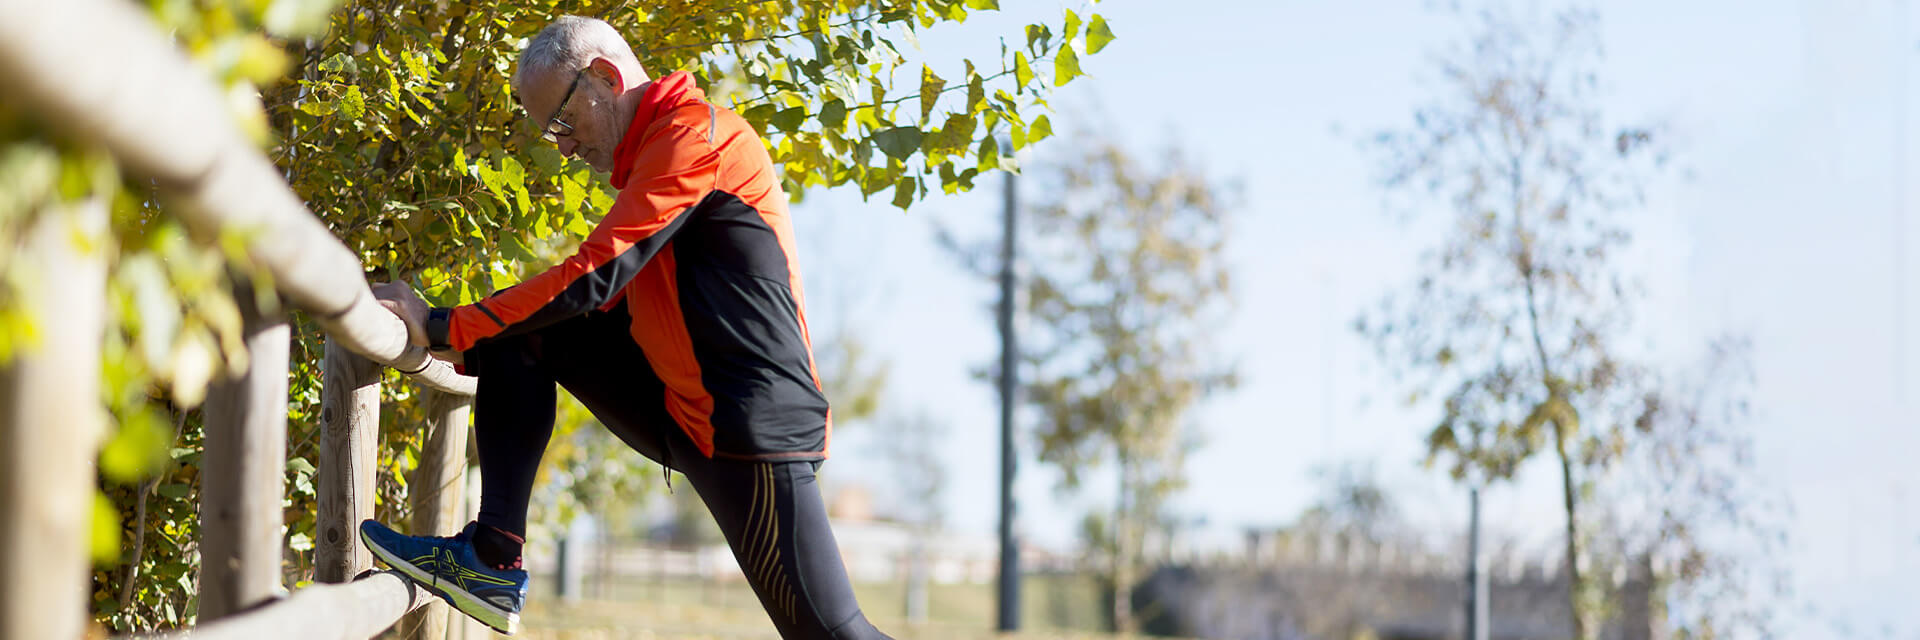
[0,0,489,638]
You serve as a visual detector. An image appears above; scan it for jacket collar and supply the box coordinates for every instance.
[610,70,701,189]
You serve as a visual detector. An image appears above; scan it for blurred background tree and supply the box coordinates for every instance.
[947,133,1235,633]
[1357,5,1786,637]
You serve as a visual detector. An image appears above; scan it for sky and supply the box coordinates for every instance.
[778,1,1918,636]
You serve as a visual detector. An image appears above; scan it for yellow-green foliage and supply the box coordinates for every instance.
[1,0,1107,633]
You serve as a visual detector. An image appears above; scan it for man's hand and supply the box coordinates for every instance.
[371,282,431,348]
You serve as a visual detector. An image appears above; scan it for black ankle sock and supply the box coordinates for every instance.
[472,523,524,571]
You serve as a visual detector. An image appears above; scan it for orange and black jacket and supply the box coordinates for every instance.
[425,71,830,462]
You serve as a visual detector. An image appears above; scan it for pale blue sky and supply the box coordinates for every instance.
[784,1,1917,635]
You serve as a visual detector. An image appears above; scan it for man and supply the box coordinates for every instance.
[360,16,891,640]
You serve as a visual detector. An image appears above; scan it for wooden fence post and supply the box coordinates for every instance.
[400,388,472,640]
[0,201,107,640]
[448,465,490,640]
[317,340,380,583]
[199,281,289,620]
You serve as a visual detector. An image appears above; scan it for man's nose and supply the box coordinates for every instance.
[557,137,579,158]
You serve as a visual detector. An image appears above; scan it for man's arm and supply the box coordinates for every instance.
[428,123,719,353]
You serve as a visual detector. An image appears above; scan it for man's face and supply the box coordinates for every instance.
[520,61,621,172]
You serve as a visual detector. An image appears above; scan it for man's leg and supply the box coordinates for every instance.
[359,308,664,634]
[665,434,893,640]
[466,328,556,555]
[463,307,659,567]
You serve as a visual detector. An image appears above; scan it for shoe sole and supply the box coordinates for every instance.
[360,528,521,636]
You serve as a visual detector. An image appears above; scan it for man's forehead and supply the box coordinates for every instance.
[515,67,574,110]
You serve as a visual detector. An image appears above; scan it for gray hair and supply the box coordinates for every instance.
[512,16,638,94]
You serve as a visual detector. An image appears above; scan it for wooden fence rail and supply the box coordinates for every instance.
[146,571,438,640]
[0,0,487,639]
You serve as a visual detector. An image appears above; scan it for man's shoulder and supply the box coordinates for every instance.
[646,99,759,151]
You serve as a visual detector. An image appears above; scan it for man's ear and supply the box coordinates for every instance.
[589,57,625,92]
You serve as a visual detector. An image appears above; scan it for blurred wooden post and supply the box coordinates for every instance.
[400,389,471,640]
[200,280,290,620]
[445,466,489,640]
[0,202,106,640]
[317,340,381,583]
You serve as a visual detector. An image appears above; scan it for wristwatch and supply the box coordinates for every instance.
[426,307,453,352]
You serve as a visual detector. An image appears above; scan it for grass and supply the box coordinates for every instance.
[515,575,1112,640]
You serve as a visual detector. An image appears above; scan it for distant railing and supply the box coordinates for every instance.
[0,0,486,638]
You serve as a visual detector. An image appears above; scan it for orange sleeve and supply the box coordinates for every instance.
[427,123,718,352]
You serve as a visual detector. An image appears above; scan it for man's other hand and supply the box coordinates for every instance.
[429,348,465,367]
[371,282,431,348]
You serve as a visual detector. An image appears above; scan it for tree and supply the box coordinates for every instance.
[954,134,1235,633]
[1358,6,1779,637]
[271,0,1108,308]
[0,0,1110,631]
[1284,461,1408,640]
[876,410,945,623]
[1593,338,1790,639]
[1293,461,1403,547]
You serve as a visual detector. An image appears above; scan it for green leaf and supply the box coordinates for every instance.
[91,491,119,565]
[936,113,977,155]
[402,50,432,82]
[873,126,924,160]
[919,64,946,124]
[529,145,565,177]
[533,208,553,238]
[1014,52,1034,90]
[1063,9,1083,40]
[296,100,336,116]
[743,103,777,134]
[235,35,290,84]
[476,160,505,203]
[939,162,961,194]
[499,233,537,263]
[1026,24,1052,56]
[859,166,895,197]
[891,176,917,210]
[157,484,190,500]
[500,155,526,185]
[772,106,808,133]
[1029,114,1053,144]
[99,408,171,483]
[338,85,366,119]
[1055,44,1082,87]
[317,52,357,75]
[976,135,1001,172]
[964,0,998,9]
[966,64,986,113]
[1087,14,1115,54]
[562,176,585,213]
[499,157,532,214]
[819,99,847,128]
[588,184,615,210]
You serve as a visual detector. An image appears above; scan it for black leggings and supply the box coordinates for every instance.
[465,307,890,640]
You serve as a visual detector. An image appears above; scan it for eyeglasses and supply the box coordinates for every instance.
[538,69,585,142]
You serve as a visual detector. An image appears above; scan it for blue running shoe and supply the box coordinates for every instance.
[359,520,527,635]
